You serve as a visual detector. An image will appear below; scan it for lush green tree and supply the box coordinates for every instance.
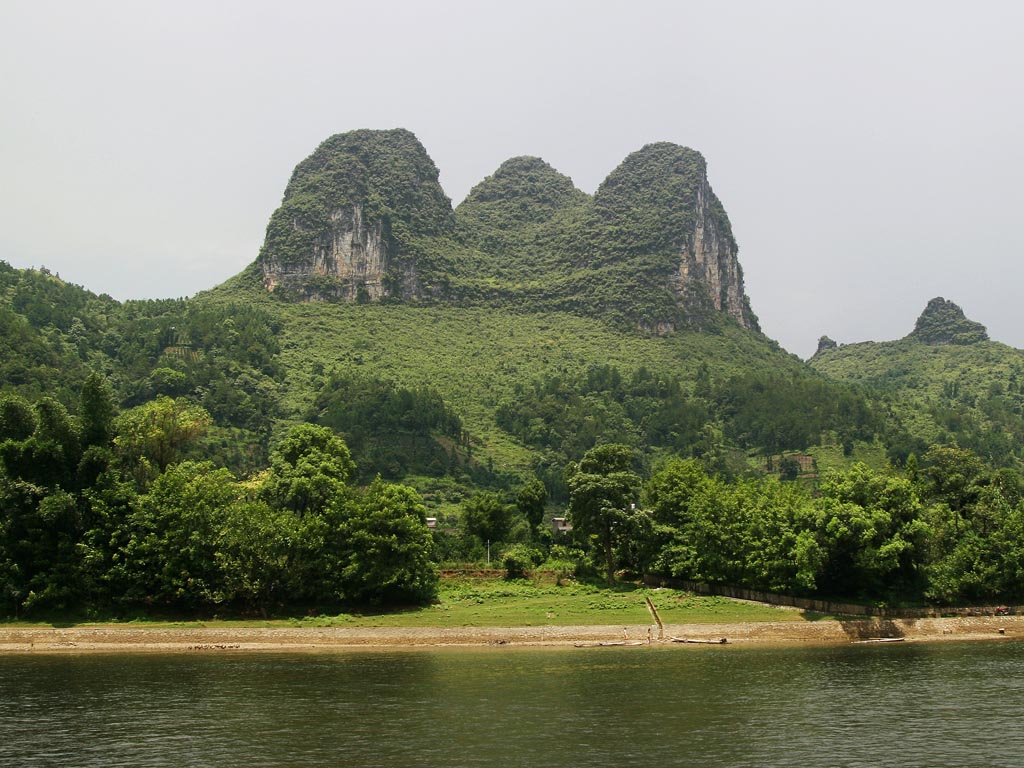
[215,498,299,614]
[336,478,438,604]
[501,543,544,579]
[113,396,212,483]
[79,371,116,448]
[0,479,83,614]
[731,478,820,592]
[614,506,659,578]
[645,459,741,585]
[0,394,36,441]
[461,491,512,544]
[645,459,837,595]
[924,472,1024,603]
[77,468,140,606]
[252,424,360,603]
[117,461,237,607]
[567,444,641,584]
[811,464,928,598]
[925,501,998,603]
[920,445,985,520]
[23,397,82,489]
[311,372,463,481]
[0,396,90,614]
[516,477,547,529]
[260,423,356,517]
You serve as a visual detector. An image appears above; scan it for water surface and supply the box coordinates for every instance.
[2,642,1022,767]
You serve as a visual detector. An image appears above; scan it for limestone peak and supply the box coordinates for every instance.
[908,297,988,345]
[258,128,454,302]
[459,156,587,224]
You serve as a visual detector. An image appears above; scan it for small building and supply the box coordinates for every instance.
[425,517,438,530]
[551,517,572,535]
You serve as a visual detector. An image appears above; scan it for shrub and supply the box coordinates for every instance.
[502,544,542,580]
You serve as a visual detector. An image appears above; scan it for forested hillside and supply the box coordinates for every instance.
[3,133,1024,617]
[811,298,1024,468]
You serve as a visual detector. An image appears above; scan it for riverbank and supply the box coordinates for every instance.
[2,615,1021,653]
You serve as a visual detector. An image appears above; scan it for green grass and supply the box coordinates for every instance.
[408,577,806,628]
[6,577,809,629]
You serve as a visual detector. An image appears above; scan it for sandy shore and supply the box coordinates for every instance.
[1,615,1021,653]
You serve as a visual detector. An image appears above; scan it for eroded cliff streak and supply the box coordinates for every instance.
[674,178,753,329]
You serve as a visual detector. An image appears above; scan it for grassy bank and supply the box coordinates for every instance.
[2,578,810,630]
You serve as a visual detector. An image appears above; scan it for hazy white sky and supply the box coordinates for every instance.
[2,0,1022,358]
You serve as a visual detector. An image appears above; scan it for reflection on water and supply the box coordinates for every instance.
[2,642,1024,767]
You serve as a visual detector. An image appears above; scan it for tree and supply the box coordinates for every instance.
[501,543,542,580]
[27,397,82,489]
[215,498,299,614]
[920,445,984,524]
[113,396,212,483]
[260,423,356,517]
[924,472,1024,603]
[79,371,116,448]
[0,394,36,442]
[461,491,512,545]
[336,478,438,604]
[516,477,547,530]
[811,464,928,598]
[117,461,238,607]
[0,478,83,615]
[567,444,640,584]
[644,458,821,593]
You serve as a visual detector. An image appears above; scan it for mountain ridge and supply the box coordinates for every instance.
[810,297,1023,466]
[254,129,757,333]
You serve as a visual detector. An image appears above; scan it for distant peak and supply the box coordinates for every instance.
[494,155,559,173]
[815,335,838,355]
[460,156,585,210]
[908,297,988,345]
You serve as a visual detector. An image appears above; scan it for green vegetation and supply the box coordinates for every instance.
[495,362,885,485]
[1,408,436,616]
[346,578,802,628]
[4,578,805,629]
[455,155,588,281]
[259,128,464,302]
[567,444,643,584]
[221,298,811,488]
[0,262,283,475]
[309,371,465,482]
[811,333,1024,469]
[4,131,1024,619]
[7,261,1024,615]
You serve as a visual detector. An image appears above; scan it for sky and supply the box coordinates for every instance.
[2,1,1022,359]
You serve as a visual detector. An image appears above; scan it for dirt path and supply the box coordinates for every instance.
[2,615,1021,653]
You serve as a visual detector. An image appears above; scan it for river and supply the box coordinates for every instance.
[2,641,1022,767]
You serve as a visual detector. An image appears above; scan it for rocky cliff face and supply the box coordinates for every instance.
[673,173,754,328]
[261,204,387,301]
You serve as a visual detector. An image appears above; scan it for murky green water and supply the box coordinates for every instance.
[2,641,1023,767]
